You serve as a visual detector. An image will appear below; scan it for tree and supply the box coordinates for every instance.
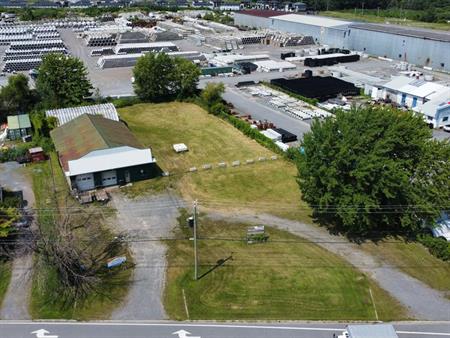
[36,53,92,109]
[133,53,175,102]
[172,57,201,99]
[0,74,36,121]
[133,53,200,102]
[296,106,450,236]
[200,82,225,108]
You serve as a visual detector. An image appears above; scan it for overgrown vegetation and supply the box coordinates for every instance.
[417,235,450,261]
[202,11,233,25]
[30,154,133,319]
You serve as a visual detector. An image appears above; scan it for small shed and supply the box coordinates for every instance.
[7,114,31,140]
[28,147,46,162]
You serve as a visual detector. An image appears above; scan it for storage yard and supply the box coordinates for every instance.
[0,10,447,140]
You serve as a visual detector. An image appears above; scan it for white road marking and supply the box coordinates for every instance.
[1,321,447,336]
[31,329,58,338]
[172,329,201,338]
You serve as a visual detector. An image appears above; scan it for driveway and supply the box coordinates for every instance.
[206,211,450,321]
[110,191,185,320]
[0,162,34,320]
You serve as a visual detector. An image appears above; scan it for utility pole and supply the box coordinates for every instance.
[193,200,198,280]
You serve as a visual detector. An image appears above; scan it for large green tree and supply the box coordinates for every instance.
[133,53,200,102]
[0,74,37,121]
[297,106,450,236]
[36,53,92,109]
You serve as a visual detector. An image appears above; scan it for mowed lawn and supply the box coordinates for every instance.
[119,102,309,221]
[164,216,408,321]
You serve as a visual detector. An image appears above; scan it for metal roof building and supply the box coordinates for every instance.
[46,103,119,126]
[51,114,157,191]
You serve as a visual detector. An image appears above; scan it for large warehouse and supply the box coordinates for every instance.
[51,114,157,192]
[234,11,351,47]
[234,11,450,71]
[346,23,450,72]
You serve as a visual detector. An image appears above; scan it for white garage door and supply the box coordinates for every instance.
[101,170,117,187]
[75,173,95,191]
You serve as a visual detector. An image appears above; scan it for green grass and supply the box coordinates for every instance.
[0,261,12,311]
[121,102,449,298]
[119,102,309,221]
[361,240,450,293]
[164,216,408,321]
[29,154,132,320]
[322,11,450,31]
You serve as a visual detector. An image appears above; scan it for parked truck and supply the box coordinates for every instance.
[337,324,398,338]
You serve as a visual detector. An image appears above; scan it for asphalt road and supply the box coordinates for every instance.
[1,321,449,338]
[222,86,311,139]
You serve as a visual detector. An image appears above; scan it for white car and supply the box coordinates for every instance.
[431,219,450,241]
[443,125,450,132]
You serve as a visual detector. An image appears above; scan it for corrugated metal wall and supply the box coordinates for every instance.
[234,13,272,29]
[233,14,450,71]
[346,28,450,71]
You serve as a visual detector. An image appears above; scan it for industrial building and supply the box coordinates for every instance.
[234,12,350,47]
[97,51,203,69]
[370,76,450,109]
[51,114,157,192]
[415,96,450,128]
[346,23,450,72]
[234,11,450,71]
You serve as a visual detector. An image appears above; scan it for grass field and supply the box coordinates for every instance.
[119,102,309,221]
[322,11,450,31]
[0,261,11,312]
[120,102,450,296]
[29,154,132,320]
[164,214,408,320]
[361,240,450,293]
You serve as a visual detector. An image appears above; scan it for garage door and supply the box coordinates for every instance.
[101,170,117,187]
[75,173,95,191]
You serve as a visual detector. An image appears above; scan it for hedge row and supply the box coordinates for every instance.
[417,234,450,261]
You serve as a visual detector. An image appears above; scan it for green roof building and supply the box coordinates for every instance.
[51,114,157,191]
[7,114,31,140]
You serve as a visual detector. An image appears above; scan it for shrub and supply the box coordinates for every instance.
[417,234,450,261]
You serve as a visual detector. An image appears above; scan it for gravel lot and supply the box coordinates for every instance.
[110,191,185,320]
[0,162,34,320]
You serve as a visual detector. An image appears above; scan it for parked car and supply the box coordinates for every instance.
[443,125,450,132]
[431,219,450,241]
